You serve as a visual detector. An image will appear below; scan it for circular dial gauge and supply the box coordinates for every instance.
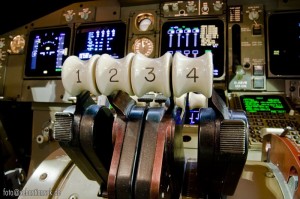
[9,35,25,54]
[132,37,154,57]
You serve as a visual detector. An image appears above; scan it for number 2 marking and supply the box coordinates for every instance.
[109,68,119,82]
[145,67,156,82]
[186,68,199,83]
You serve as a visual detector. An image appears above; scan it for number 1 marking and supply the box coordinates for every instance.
[76,69,81,83]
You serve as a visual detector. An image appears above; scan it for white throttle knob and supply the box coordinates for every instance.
[96,53,134,96]
[62,55,100,96]
[131,52,172,97]
[172,52,213,98]
[188,92,208,110]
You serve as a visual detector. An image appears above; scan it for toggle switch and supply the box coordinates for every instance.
[96,53,135,96]
[172,51,213,98]
[188,92,208,110]
[62,55,100,96]
[131,52,172,97]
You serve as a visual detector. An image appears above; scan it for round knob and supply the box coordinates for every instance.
[163,4,169,12]
[172,51,213,98]
[213,2,223,11]
[187,5,196,13]
[249,10,259,20]
[172,3,179,11]
[201,5,209,12]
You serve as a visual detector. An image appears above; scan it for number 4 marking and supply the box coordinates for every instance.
[186,68,199,83]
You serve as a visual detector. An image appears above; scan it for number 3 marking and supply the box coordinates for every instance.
[145,67,156,82]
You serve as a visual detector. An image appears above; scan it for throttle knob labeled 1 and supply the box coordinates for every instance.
[172,51,213,98]
[96,53,135,96]
[131,52,172,97]
[62,55,100,96]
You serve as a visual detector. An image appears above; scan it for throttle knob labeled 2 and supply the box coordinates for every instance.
[62,55,100,96]
[172,52,213,98]
[131,52,172,97]
[96,53,135,96]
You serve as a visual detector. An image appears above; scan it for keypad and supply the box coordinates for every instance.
[247,112,300,150]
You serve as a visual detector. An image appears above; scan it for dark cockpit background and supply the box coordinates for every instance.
[0,0,92,35]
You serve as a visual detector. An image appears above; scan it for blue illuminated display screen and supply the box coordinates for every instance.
[74,22,126,60]
[25,26,71,78]
[160,19,225,78]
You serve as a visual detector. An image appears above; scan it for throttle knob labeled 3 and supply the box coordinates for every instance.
[131,52,172,97]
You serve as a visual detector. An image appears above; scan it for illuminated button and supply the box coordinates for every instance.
[188,92,208,110]
[62,55,100,96]
[253,65,264,76]
[96,53,135,96]
[172,51,213,98]
[253,78,264,89]
[131,52,172,97]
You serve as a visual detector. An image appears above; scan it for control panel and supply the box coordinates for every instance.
[228,4,266,91]
[1,0,300,199]
[161,0,225,17]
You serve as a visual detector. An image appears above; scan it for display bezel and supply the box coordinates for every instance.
[160,18,226,80]
[73,21,127,60]
[267,10,300,78]
[24,26,72,79]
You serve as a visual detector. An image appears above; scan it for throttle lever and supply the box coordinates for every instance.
[53,91,114,196]
[107,90,136,117]
[210,89,230,119]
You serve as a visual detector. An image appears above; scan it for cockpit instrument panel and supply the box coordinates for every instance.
[24,26,71,78]
[160,19,225,79]
[73,22,127,60]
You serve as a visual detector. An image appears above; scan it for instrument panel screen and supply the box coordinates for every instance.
[24,26,71,78]
[240,95,290,113]
[73,22,126,60]
[268,11,300,77]
[160,19,225,78]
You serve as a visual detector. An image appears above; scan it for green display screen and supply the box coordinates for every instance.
[240,95,289,113]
